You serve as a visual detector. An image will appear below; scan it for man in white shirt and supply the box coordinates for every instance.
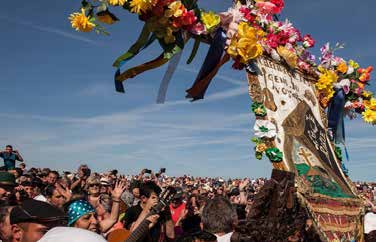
[201,197,238,242]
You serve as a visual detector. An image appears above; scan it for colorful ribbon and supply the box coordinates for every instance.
[186,28,227,101]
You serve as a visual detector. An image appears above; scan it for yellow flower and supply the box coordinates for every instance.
[336,62,348,74]
[129,0,153,14]
[201,11,220,32]
[164,1,184,18]
[69,8,95,32]
[256,143,267,153]
[108,0,126,6]
[316,69,338,91]
[362,109,376,124]
[365,98,376,111]
[362,90,373,99]
[277,46,298,68]
[226,22,263,63]
[348,59,359,69]
[237,38,263,63]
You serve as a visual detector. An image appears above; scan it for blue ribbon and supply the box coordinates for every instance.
[328,88,346,144]
[185,28,227,101]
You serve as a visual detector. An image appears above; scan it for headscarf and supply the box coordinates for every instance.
[67,200,96,226]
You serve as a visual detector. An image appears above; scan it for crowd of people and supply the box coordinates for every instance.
[0,145,375,242]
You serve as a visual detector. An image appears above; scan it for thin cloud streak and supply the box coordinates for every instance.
[0,15,99,45]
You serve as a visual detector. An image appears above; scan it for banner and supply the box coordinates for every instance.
[247,56,365,242]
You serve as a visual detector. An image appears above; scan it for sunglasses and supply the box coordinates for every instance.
[89,184,100,188]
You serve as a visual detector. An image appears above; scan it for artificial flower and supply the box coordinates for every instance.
[348,59,359,69]
[129,0,154,14]
[358,66,373,82]
[237,38,263,63]
[164,1,184,18]
[256,1,281,15]
[227,22,263,63]
[69,8,95,32]
[251,102,267,117]
[364,98,376,111]
[362,109,376,124]
[265,147,283,162]
[256,143,268,153]
[334,79,350,94]
[316,69,338,91]
[239,7,255,23]
[108,0,127,6]
[362,90,373,99]
[201,11,220,32]
[270,0,285,13]
[277,46,298,68]
[336,62,348,74]
[302,34,315,48]
[254,120,277,138]
[188,22,206,35]
[172,10,196,28]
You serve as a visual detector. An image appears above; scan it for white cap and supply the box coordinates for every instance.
[38,227,107,242]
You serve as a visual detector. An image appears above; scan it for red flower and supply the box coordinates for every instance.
[302,34,315,48]
[239,7,255,23]
[172,10,197,28]
[270,0,284,14]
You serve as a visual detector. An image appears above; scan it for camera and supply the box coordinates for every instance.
[82,168,91,177]
[160,168,166,173]
[144,169,152,174]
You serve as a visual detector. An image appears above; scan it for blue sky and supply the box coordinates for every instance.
[0,0,375,180]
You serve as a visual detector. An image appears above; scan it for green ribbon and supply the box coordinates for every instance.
[186,37,201,64]
[113,24,151,68]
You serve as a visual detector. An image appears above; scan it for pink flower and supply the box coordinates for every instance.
[302,34,315,48]
[188,22,206,35]
[256,1,278,15]
[298,60,310,71]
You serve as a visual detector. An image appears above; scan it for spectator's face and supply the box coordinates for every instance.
[73,212,98,233]
[88,183,100,195]
[47,173,57,185]
[11,223,49,242]
[5,147,12,153]
[0,185,13,200]
[0,207,12,241]
[49,190,65,209]
[171,198,182,208]
[100,185,110,194]
[23,186,34,198]
[132,187,140,198]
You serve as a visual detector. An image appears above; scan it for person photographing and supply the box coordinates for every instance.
[0,145,24,171]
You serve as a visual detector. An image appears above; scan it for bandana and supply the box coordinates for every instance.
[67,200,95,226]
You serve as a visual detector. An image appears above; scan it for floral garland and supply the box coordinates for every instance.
[68,0,374,164]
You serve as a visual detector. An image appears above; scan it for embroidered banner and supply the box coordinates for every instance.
[247,55,364,242]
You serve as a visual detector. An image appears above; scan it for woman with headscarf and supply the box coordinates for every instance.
[67,180,127,234]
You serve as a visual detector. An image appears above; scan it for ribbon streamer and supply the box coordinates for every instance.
[156,51,183,104]
[186,28,227,101]
[186,37,201,64]
[113,24,152,68]
[115,54,169,82]
[328,88,346,144]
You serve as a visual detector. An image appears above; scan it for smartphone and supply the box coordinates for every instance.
[144,169,152,174]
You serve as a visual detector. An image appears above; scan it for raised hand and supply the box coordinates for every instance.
[55,183,72,202]
[111,180,127,200]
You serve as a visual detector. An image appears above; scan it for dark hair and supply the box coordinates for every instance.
[6,145,13,149]
[44,185,57,197]
[0,201,11,224]
[14,168,23,177]
[139,181,162,198]
[201,197,237,234]
[49,170,59,177]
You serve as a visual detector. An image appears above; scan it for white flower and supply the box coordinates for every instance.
[334,79,350,94]
[270,49,281,61]
[254,120,277,138]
